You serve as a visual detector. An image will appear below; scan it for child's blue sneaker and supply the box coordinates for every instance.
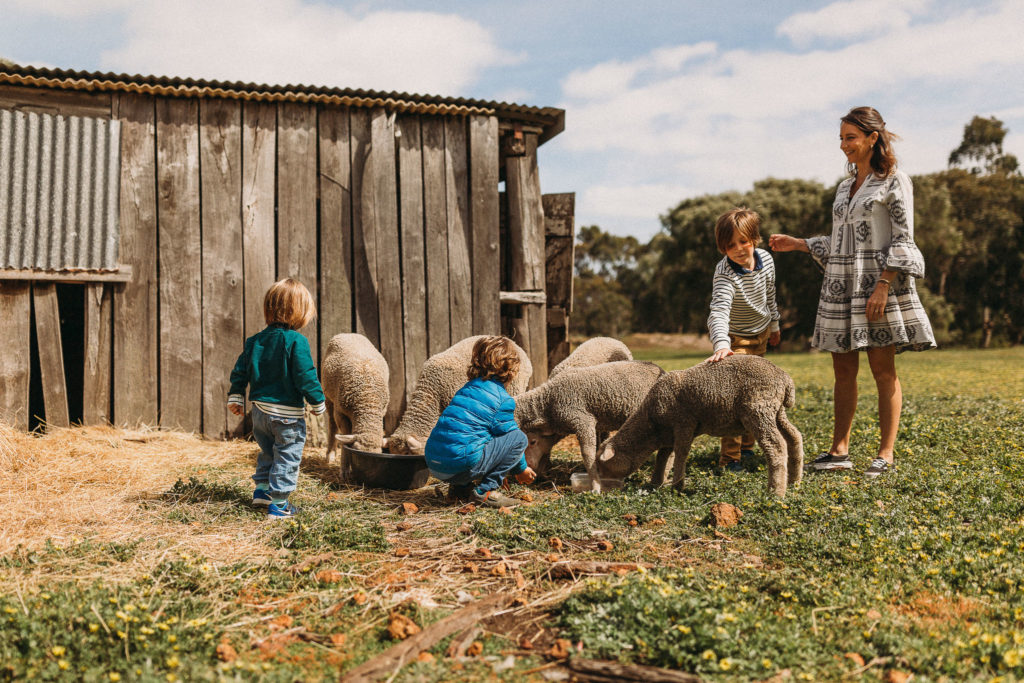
[252,488,272,507]
[266,501,299,519]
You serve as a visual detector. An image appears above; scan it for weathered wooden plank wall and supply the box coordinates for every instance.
[543,193,575,371]
[1,88,552,439]
[32,283,70,427]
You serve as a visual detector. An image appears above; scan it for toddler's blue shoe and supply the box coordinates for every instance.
[266,501,299,519]
[252,488,272,507]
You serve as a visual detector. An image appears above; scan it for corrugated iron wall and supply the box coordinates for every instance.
[0,109,121,270]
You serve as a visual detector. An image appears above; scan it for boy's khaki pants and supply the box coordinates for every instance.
[719,328,772,466]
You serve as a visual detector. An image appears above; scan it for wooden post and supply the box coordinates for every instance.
[318,106,354,357]
[505,133,547,387]
[276,102,319,358]
[369,109,405,434]
[156,97,202,432]
[543,193,575,372]
[397,115,428,418]
[242,102,277,341]
[82,282,112,425]
[113,93,158,428]
[32,283,69,428]
[0,282,32,430]
[350,109,379,347]
[422,117,450,356]
[445,117,473,342]
[469,115,500,335]
[200,99,244,439]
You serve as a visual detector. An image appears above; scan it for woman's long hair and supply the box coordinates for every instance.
[842,106,899,178]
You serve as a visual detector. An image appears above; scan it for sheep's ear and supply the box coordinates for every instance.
[598,445,615,462]
[406,435,424,450]
[335,434,357,444]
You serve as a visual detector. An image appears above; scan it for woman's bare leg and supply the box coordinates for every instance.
[866,346,901,463]
[831,351,859,455]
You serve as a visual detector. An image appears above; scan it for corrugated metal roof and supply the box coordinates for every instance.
[0,108,121,271]
[0,63,565,144]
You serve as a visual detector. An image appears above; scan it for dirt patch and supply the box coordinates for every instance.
[620,333,712,351]
[894,591,986,628]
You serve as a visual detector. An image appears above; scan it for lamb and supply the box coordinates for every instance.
[321,333,390,479]
[596,354,803,497]
[514,360,666,492]
[385,335,532,455]
[548,337,632,379]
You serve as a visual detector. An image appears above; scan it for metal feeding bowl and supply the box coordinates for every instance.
[342,445,429,490]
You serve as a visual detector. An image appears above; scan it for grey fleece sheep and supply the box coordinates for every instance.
[321,333,390,478]
[597,355,803,497]
[385,336,533,455]
[548,337,632,379]
[516,360,666,492]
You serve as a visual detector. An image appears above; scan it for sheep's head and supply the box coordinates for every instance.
[523,431,560,476]
[597,441,630,478]
[385,434,427,455]
[335,433,387,453]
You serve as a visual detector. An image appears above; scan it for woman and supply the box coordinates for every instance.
[769,106,935,478]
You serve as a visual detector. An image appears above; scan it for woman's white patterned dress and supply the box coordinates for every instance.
[806,169,936,353]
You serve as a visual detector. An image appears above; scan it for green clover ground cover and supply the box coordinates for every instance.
[546,348,1024,680]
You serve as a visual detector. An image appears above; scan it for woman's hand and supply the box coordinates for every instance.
[706,348,734,363]
[768,234,807,252]
[865,285,888,321]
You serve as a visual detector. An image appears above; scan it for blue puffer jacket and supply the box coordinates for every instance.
[425,377,526,476]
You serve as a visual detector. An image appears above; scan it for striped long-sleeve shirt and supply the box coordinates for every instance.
[707,248,780,352]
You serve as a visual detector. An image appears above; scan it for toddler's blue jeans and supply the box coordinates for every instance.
[251,405,306,495]
[437,429,529,494]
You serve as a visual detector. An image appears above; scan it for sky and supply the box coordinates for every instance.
[2,0,1022,241]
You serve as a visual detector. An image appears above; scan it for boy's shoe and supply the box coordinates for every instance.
[722,461,745,473]
[804,452,853,472]
[864,458,894,479]
[470,489,520,509]
[266,501,299,519]
[740,449,756,461]
[252,488,272,507]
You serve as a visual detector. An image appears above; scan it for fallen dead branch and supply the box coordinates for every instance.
[548,561,653,580]
[567,658,702,682]
[339,593,511,682]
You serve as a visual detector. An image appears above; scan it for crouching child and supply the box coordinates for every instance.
[425,336,536,508]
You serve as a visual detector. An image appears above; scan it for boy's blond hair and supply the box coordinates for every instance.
[715,208,762,254]
[467,336,521,386]
[264,278,316,330]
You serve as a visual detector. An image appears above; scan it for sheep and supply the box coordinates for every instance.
[385,335,532,455]
[596,354,803,497]
[548,337,632,379]
[515,360,667,492]
[321,333,390,479]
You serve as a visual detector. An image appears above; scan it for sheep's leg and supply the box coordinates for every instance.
[751,419,788,497]
[337,413,353,480]
[777,408,804,487]
[574,417,602,492]
[651,448,674,487]
[325,398,338,462]
[670,430,695,491]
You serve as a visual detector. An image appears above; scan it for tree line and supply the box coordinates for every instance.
[573,116,1024,347]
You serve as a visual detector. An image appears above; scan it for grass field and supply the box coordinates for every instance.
[2,347,1023,681]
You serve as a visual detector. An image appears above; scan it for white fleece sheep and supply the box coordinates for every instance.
[515,360,666,492]
[385,336,532,455]
[321,333,390,478]
[597,355,803,497]
[548,337,633,379]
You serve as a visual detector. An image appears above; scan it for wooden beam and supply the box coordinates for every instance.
[318,106,354,356]
[200,98,245,439]
[499,290,547,305]
[113,93,158,428]
[156,97,202,432]
[422,117,449,356]
[397,115,428,416]
[0,268,132,283]
[0,282,31,430]
[349,108,379,346]
[82,283,112,425]
[445,117,472,342]
[0,84,113,119]
[469,114,500,334]
[242,101,277,341]
[32,283,69,428]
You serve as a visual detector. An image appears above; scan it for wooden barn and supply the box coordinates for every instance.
[0,63,575,438]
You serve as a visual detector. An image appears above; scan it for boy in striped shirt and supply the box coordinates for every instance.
[705,208,781,472]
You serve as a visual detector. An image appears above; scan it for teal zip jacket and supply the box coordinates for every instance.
[228,324,325,416]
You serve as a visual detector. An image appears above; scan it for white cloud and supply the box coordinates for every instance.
[97,0,516,95]
[581,182,699,220]
[5,0,133,18]
[552,0,1024,240]
[776,0,931,46]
